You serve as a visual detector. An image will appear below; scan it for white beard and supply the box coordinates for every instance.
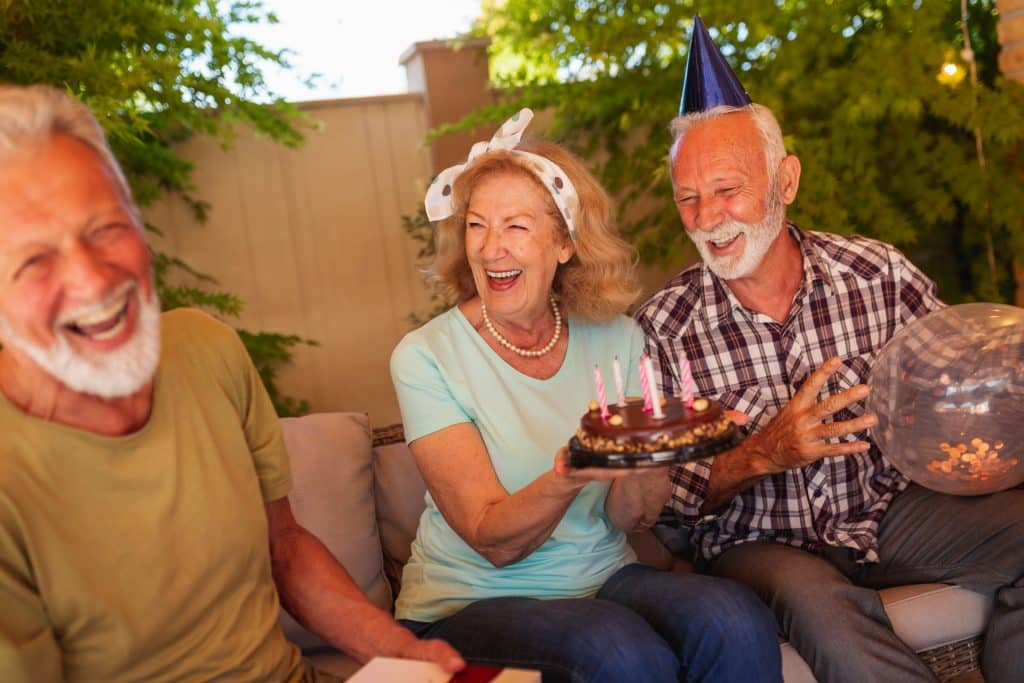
[0,286,162,399]
[687,181,786,281]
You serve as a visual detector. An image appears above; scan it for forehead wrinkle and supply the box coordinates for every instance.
[673,114,767,187]
[467,206,538,223]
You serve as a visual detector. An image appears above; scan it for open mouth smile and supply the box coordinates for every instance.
[486,269,522,290]
[708,234,742,250]
[62,289,134,342]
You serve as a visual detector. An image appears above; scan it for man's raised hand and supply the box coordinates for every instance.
[748,357,878,473]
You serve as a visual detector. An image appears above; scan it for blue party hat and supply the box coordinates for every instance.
[679,15,752,115]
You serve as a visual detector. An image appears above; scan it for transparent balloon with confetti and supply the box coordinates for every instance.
[867,303,1024,495]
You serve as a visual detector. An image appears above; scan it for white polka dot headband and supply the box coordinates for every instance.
[424,108,579,243]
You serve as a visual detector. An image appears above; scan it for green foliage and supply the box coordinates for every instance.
[472,0,1024,303]
[237,329,318,417]
[401,207,455,325]
[0,0,316,415]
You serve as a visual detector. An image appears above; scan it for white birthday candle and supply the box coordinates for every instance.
[612,356,626,406]
[643,355,665,419]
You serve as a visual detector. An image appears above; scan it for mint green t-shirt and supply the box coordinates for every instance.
[390,308,645,622]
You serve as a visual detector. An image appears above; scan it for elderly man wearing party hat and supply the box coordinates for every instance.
[390,110,782,679]
[635,16,1024,683]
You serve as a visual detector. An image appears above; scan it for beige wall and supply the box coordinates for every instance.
[146,95,434,426]
[401,39,495,171]
[998,0,1024,80]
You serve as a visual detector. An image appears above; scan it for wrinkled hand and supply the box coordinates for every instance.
[393,637,465,674]
[749,357,877,472]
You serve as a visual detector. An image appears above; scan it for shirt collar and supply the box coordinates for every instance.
[697,223,837,324]
[796,225,837,296]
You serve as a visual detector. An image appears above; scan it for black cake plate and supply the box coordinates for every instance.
[566,424,743,469]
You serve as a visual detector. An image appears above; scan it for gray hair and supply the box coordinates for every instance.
[668,103,787,180]
[0,84,135,209]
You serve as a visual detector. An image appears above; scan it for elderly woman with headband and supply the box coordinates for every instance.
[390,110,781,682]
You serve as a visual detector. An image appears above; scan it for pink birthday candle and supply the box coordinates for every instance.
[639,357,652,413]
[593,364,611,421]
[644,355,665,419]
[612,356,626,406]
[681,356,694,409]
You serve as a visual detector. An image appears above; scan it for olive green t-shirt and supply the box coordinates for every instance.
[0,308,308,681]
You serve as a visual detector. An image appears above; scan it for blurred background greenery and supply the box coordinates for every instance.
[454,0,1024,305]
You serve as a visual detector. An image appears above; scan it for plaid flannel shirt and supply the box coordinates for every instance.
[634,225,943,563]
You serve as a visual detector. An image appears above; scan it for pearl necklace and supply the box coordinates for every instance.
[481,294,562,358]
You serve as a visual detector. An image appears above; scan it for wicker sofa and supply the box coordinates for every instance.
[278,412,992,681]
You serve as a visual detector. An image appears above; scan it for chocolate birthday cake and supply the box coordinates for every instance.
[568,395,740,468]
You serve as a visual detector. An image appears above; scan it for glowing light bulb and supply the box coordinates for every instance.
[937,62,965,87]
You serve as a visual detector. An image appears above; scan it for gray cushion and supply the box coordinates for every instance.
[372,439,426,568]
[279,412,392,651]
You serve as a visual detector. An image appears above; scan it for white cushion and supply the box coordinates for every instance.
[880,583,991,652]
[279,412,392,651]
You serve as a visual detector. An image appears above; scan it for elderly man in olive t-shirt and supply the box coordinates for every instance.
[0,85,463,682]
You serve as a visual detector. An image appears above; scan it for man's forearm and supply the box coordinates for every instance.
[271,525,418,663]
[700,441,774,513]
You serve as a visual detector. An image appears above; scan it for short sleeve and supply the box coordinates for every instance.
[894,250,944,325]
[0,502,62,683]
[391,337,472,444]
[236,339,292,502]
[170,309,292,503]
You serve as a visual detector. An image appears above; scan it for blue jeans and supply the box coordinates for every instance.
[400,563,781,682]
